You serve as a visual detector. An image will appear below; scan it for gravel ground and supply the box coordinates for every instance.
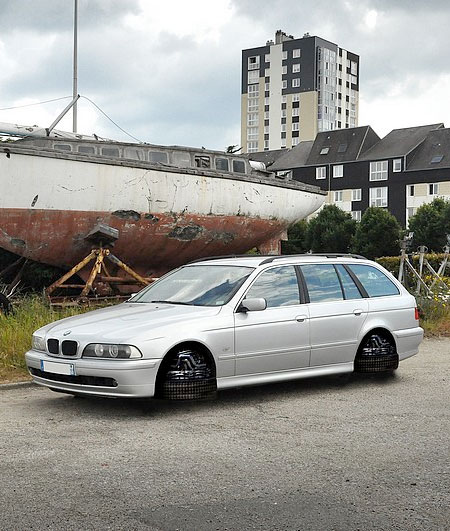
[0,338,449,530]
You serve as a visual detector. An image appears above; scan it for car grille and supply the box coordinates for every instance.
[30,368,117,387]
[46,339,78,357]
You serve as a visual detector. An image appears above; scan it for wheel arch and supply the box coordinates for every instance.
[357,326,397,356]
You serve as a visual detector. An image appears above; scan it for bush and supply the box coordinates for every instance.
[352,207,401,260]
[408,198,450,252]
[305,205,356,253]
[283,220,308,254]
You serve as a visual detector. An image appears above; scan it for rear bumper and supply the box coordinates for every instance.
[394,326,424,361]
[25,350,162,398]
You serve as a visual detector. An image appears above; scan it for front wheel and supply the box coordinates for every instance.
[354,333,398,373]
[159,348,217,400]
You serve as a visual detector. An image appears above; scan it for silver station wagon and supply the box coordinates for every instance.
[26,254,424,400]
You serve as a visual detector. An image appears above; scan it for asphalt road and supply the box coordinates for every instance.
[1,339,449,531]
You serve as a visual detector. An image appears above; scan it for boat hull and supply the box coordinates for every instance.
[0,150,324,275]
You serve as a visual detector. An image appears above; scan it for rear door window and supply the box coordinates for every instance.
[335,264,363,299]
[300,264,344,303]
[347,265,399,297]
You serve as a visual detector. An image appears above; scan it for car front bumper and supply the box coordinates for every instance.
[25,350,162,398]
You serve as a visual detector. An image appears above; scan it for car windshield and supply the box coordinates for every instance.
[130,265,254,306]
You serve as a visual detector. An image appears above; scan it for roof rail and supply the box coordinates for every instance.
[259,253,367,265]
[188,254,264,264]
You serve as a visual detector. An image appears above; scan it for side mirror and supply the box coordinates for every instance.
[237,297,267,313]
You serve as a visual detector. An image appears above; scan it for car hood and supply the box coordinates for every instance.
[37,303,222,342]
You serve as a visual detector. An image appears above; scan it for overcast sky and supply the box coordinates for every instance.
[1,0,449,150]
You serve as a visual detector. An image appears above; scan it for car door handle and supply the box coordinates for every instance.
[353,309,363,316]
[296,315,308,322]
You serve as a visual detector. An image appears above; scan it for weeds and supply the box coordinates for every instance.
[0,296,92,381]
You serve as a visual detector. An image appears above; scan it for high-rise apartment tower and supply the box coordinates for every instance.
[241,30,360,153]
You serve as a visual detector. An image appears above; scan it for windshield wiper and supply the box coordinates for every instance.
[149,300,192,305]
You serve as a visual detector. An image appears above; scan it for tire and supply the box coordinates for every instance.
[159,348,217,400]
[354,333,399,373]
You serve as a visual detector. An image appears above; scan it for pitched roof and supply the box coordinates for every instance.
[305,126,379,166]
[406,128,450,171]
[359,123,444,161]
[270,141,314,171]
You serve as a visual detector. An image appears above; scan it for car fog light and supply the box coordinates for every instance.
[32,334,46,352]
[83,344,142,359]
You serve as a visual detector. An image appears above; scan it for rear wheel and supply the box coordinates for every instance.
[159,348,217,400]
[354,332,398,373]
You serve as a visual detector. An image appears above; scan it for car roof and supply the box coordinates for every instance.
[188,254,371,268]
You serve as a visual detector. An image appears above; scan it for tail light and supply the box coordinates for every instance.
[415,307,420,321]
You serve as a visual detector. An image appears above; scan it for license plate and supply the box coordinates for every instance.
[41,360,76,376]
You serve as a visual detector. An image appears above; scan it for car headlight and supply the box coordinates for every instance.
[82,344,142,359]
[32,334,46,352]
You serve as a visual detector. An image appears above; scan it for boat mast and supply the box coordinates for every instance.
[72,0,78,133]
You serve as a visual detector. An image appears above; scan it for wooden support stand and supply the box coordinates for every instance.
[46,247,155,306]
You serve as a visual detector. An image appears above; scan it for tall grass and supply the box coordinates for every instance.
[0,296,90,381]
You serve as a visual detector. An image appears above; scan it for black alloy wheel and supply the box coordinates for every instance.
[354,332,399,373]
[160,348,217,400]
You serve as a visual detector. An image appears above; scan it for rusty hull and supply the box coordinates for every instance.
[0,208,287,277]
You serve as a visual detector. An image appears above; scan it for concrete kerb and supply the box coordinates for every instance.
[0,380,36,391]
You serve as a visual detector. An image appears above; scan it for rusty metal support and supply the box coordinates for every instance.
[46,250,97,297]
[106,252,149,286]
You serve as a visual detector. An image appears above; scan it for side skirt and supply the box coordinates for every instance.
[217,362,354,390]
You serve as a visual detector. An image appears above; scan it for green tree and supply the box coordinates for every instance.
[305,204,356,253]
[408,198,450,252]
[352,207,401,259]
[283,220,309,254]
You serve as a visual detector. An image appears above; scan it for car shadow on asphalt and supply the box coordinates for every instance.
[34,370,401,419]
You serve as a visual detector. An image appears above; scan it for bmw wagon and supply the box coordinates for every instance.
[25,254,424,400]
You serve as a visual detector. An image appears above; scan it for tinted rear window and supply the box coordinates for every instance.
[347,265,399,297]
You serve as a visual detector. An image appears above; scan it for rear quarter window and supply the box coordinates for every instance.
[348,264,399,297]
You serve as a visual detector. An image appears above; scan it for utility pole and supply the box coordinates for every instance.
[72,0,78,133]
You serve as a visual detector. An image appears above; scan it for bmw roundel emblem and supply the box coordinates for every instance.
[63,330,72,336]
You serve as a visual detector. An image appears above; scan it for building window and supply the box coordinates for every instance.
[408,185,415,196]
[429,183,439,195]
[248,84,259,97]
[352,189,362,201]
[264,54,270,62]
[292,78,301,88]
[281,123,286,132]
[292,64,300,73]
[334,191,343,203]
[281,108,287,118]
[393,158,402,172]
[292,138,300,146]
[430,155,443,164]
[351,61,357,75]
[247,127,259,141]
[292,107,299,117]
[293,48,301,58]
[337,143,347,153]
[333,165,344,178]
[248,99,258,112]
[247,141,258,153]
[369,187,388,207]
[264,97,270,105]
[264,140,269,150]
[264,111,269,119]
[282,50,288,60]
[281,138,287,148]
[264,82,270,91]
[292,123,299,131]
[369,160,388,181]
[247,113,259,127]
[282,65,287,75]
[316,167,326,180]
[265,68,270,77]
[248,70,259,84]
[406,207,417,225]
[292,93,300,102]
[320,147,330,155]
[351,210,361,221]
[248,56,260,70]
[282,80,287,89]
[264,125,269,134]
